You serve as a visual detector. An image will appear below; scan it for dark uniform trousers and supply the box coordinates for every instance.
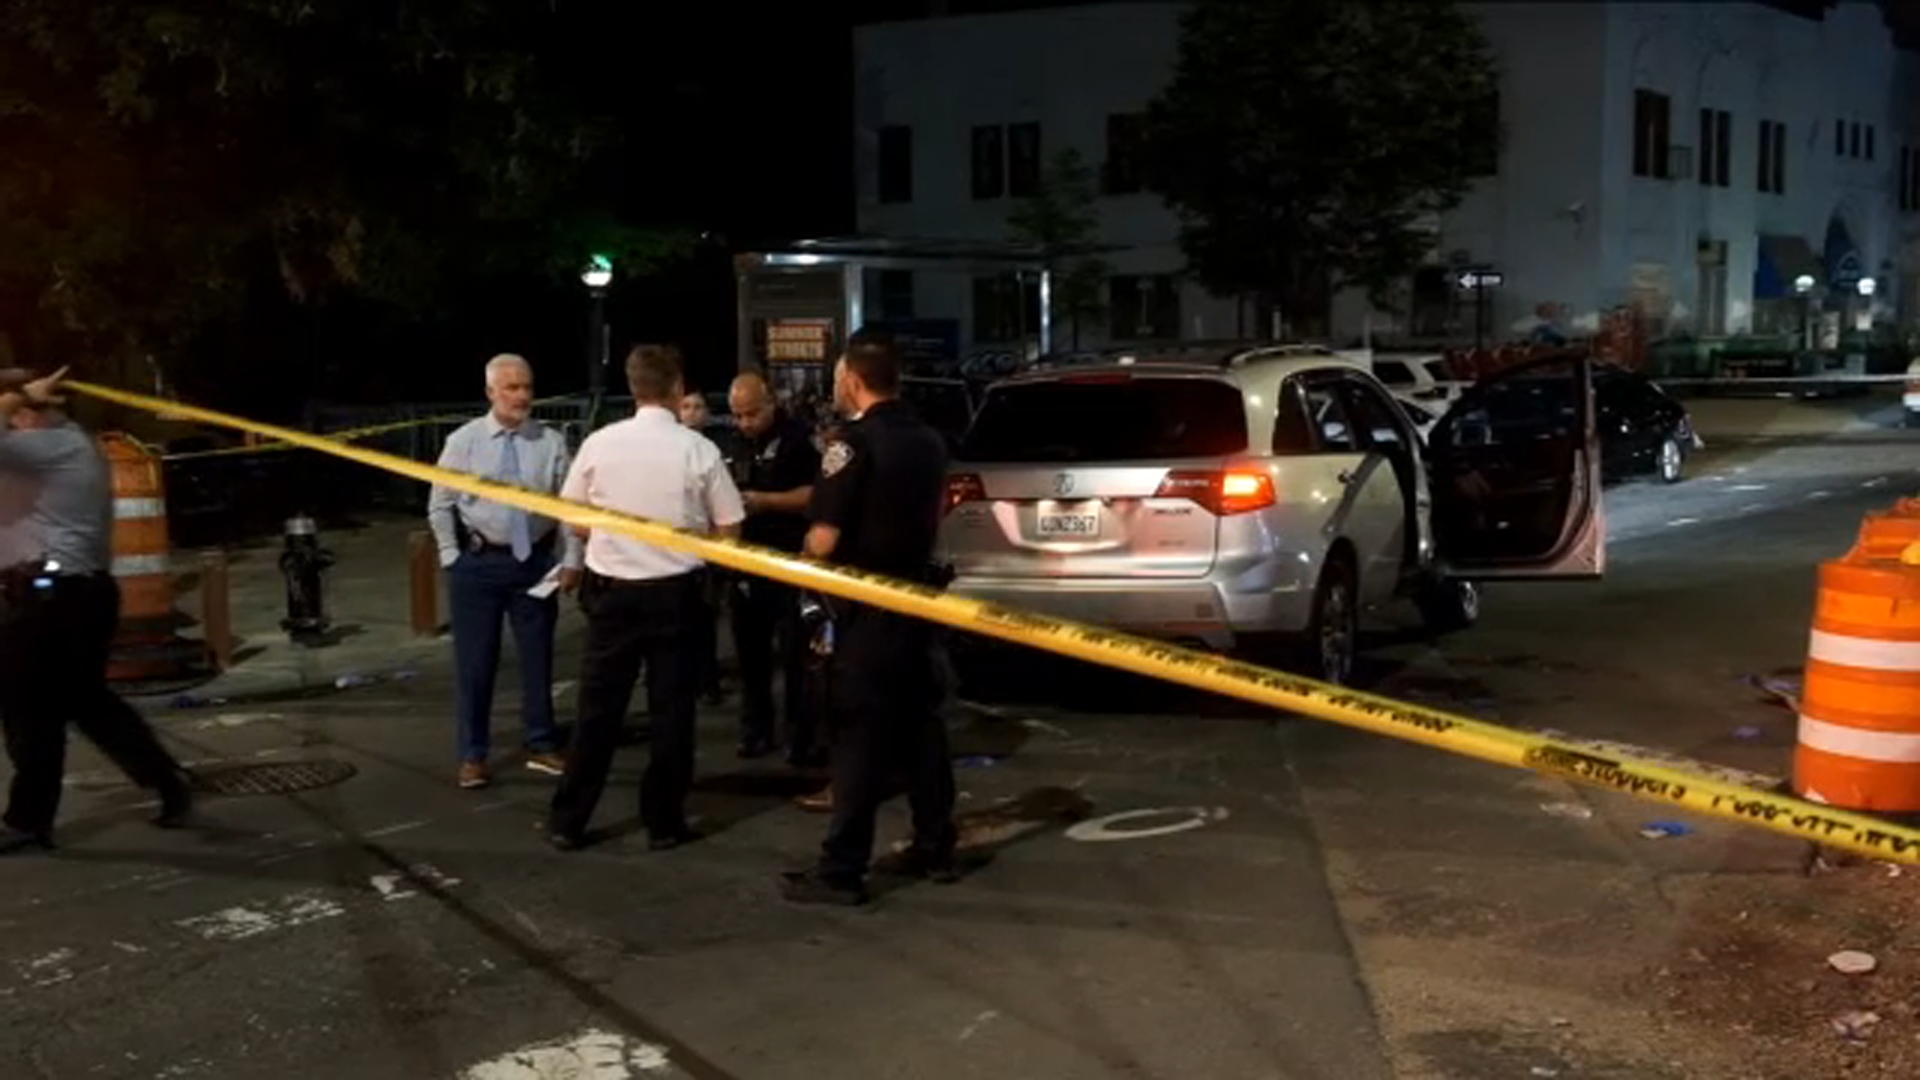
[819,605,958,883]
[730,576,813,753]
[550,569,703,838]
[0,572,183,834]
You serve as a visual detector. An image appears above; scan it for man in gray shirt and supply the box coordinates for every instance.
[427,354,581,790]
[0,367,191,854]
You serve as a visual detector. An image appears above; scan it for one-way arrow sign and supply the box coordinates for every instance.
[1457,268,1504,290]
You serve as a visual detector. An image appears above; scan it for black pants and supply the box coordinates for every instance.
[550,570,702,839]
[818,608,957,883]
[0,574,183,835]
[730,576,813,753]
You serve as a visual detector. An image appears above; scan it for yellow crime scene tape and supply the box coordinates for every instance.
[160,397,581,461]
[68,379,1920,865]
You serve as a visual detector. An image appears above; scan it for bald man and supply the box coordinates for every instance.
[727,371,823,764]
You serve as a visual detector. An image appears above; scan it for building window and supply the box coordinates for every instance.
[1851,122,1863,159]
[1757,119,1787,195]
[1903,146,1920,213]
[876,125,912,204]
[971,126,1005,200]
[1104,113,1145,195]
[1697,108,1731,188]
[877,269,915,320]
[1837,118,1847,157]
[1632,89,1671,178]
[972,274,1040,342]
[1008,122,1042,197]
[1109,275,1182,340]
[1867,125,1876,161]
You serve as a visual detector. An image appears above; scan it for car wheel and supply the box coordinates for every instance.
[1415,577,1480,635]
[1296,554,1359,686]
[1905,411,1920,430]
[1657,436,1685,484]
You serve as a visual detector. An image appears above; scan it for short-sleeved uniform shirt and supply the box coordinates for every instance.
[735,410,821,553]
[808,399,948,584]
[560,405,746,581]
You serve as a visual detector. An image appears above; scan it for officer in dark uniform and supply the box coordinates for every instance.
[780,330,957,906]
[725,371,823,764]
[0,367,193,854]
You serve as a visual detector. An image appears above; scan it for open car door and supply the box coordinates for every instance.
[1425,350,1604,580]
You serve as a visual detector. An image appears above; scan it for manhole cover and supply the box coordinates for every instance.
[190,759,357,796]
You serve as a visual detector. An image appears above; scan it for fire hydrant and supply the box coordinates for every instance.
[279,514,335,643]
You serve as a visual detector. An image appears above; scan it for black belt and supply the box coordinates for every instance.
[584,568,703,590]
[465,532,556,557]
[0,562,105,606]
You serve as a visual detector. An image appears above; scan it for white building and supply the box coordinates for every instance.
[852,0,1920,354]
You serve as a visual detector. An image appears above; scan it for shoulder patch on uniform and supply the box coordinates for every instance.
[821,441,854,478]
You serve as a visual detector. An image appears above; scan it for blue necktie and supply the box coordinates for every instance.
[500,432,533,562]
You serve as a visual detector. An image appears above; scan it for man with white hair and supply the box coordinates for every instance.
[427,354,580,790]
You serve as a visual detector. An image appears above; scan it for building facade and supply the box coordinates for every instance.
[852,0,1920,354]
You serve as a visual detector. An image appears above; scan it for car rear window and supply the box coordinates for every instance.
[959,376,1249,462]
[1374,360,1414,386]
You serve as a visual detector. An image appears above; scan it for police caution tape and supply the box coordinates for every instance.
[160,396,584,462]
[68,379,1920,865]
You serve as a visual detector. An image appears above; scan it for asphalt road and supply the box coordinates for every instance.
[2,432,1917,1080]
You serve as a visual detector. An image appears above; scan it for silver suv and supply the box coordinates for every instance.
[938,345,1606,684]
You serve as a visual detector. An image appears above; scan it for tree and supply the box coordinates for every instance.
[1139,0,1501,335]
[1007,149,1109,351]
[0,1,692,402]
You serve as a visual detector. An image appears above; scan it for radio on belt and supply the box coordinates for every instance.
[278,514,335,644]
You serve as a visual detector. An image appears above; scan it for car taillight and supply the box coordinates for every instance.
[945,472,985,513]
[1907,379,1920,394]
[1155,468,1276,515]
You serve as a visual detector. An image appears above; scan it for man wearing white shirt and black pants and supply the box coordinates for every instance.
[427,354,580,791]
[548,344,745,851]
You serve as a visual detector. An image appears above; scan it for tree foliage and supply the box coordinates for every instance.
[0,0,690,389]
[1007,149,1109,350]
[1139,0,1501,331]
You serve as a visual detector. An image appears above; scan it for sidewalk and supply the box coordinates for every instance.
[1685,389,1904,442]
[148,515,461,705]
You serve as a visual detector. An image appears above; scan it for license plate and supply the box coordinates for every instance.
[1037,512,1101,538]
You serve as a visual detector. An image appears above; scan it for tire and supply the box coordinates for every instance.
[1293,553,1359,686]
[1905,411,1920,430]
[1415,577,1480,635]
[1656,436,1685,484]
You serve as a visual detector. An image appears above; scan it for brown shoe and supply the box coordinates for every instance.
[525,752,566,777]
[795,785,834,813]
[457,761,491,790]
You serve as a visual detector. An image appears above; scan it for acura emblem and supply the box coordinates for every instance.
[1053,473,1075,496]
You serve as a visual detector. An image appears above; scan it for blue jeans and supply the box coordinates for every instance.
[449,549,559,762]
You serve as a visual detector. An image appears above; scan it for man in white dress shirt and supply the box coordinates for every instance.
[427,354,580,790]
[547,344,745,851]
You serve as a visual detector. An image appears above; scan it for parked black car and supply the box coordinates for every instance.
[1594,365,1699,484]
[1404,363,1698,485]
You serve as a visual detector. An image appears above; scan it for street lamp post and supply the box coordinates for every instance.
[1793,273,1815,352]
[581,254,613,431]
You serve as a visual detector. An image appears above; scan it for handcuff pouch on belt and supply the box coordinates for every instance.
[0,558,57,609]
[799,562,955,658]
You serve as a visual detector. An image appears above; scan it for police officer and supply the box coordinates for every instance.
[0,367,192,854]
[780,331,957,906]
[547,345,745,851]
[726,371,822,764]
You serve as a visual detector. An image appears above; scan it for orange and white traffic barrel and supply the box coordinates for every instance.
[1795,543,1920,811]
[1850,497,1920,562]
[98,434,205,683]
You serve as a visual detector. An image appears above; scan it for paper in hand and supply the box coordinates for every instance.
[527,564,564,600]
